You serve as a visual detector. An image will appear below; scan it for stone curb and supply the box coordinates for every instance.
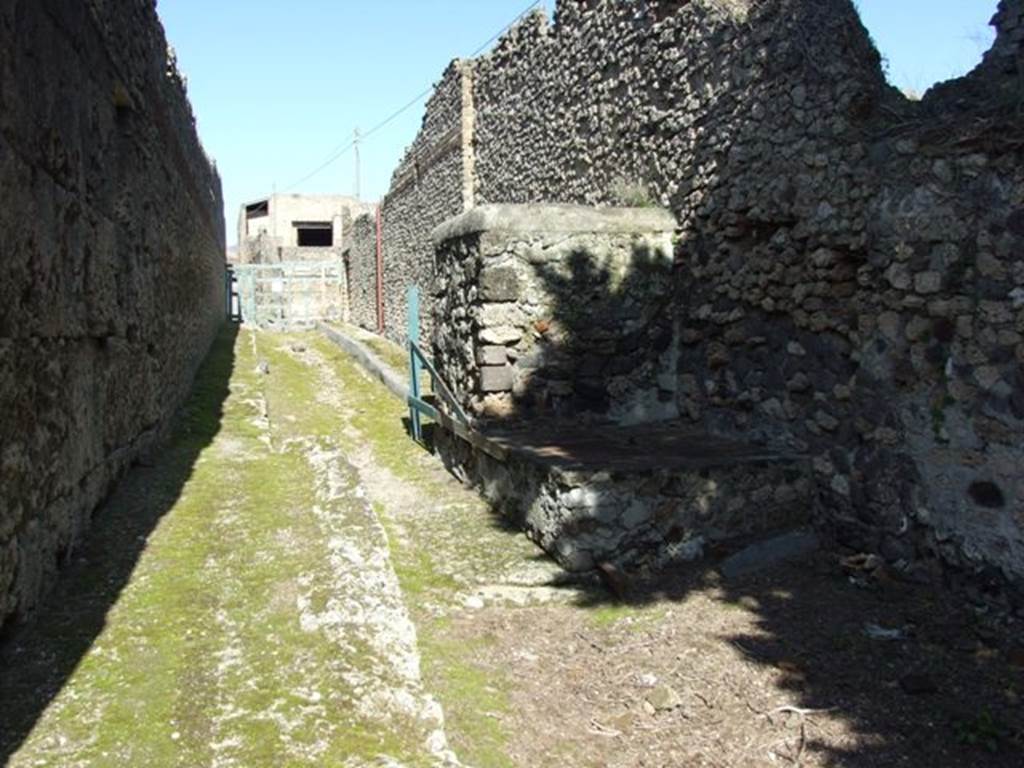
[317,323,410,402]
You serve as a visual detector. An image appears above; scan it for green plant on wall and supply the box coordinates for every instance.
[953,708,1007,753]
[610,178,656,208]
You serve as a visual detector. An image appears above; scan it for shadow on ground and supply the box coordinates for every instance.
[325,301,1024,766]
[0,323,237,762]
[573,552,1022,765]
[396,237,1024,765]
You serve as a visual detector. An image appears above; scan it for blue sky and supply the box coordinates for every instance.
[157,1,997,246]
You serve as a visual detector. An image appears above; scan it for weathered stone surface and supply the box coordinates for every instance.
[477,302,526,328]
[433,204,677,422]
[344,213,380,330]
[352,60,475,344]
[479,365,514,393]
[914,272,943,295]
[0,0,225,631]
[476,345,508,366]
[719,531,821,581]
[479,266,521,301]
[434,423,814,573]
[479,325,523,345]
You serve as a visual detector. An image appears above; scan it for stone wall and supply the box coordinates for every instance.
[986,0,1024,69]
[355,0,1024,594]
[345,212,379,330]
[0,0,226,631]
[434,423,814,573]
[464,0,1024,594]
[431,204,678,423]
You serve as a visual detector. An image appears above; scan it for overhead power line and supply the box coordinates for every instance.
[279,0,543,194]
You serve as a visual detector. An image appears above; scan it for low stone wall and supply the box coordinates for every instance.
[435,424,813,572]
[428,202,815,572]
[0,0,225,631]
[431,204,678,423]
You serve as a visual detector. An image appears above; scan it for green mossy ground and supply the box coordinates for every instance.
[3,329,428,765]
[2,326,653,767]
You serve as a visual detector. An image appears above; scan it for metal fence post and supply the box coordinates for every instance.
[407,285,422,442]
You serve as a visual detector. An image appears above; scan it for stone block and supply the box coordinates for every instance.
[480,393,515,419]
[914,271,942,295]
[479,266,520,301]
[478,302,525,327]
[479,365,514,392]
[476,345,508,366]
[479,325,522,345]
[885,263,911,290]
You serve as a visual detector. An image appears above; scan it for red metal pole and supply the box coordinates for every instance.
[375,203,384,333]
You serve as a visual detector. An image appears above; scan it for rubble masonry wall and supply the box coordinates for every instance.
[352,0,1024,591]
[0,0,226,630]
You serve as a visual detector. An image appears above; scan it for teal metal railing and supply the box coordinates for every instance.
[406,285,469,443]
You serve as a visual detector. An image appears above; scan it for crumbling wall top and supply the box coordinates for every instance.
[431,203,678,245]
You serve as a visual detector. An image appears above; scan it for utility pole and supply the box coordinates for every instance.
[353,127,361,201]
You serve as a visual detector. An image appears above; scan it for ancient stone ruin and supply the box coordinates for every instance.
[431,204,680,423]
[340,0,1024,597]
[229,195,372,328]
[2,0,1023,636]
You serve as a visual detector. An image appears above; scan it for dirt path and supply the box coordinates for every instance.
[2,327,1022,767]
[1,328,461,766]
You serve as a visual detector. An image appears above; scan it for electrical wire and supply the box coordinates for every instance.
[278,0,543,193]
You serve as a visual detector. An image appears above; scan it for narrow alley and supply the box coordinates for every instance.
[2,328,1020,767]
[3,0,1023,765]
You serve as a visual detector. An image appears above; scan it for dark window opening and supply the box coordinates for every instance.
[295,221,333,247]
[245,200,269,219]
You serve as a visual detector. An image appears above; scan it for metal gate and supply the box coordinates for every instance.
[232,261,347,327]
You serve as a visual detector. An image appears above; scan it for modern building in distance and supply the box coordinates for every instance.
[235,193,372,264]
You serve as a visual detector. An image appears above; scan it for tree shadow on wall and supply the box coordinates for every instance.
[0,323,238,762]
[428,241,1024,766]
[500,242,678,422]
